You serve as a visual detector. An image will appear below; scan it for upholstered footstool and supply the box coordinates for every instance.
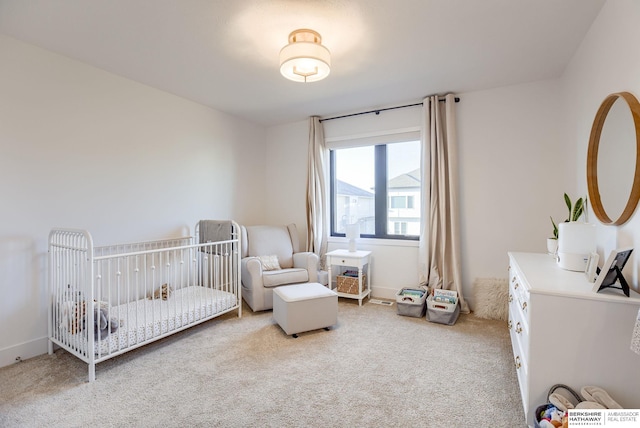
[273,282,338,338]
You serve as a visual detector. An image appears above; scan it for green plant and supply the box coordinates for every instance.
[550,216,559,240]
[564,193,585,222]
[550,193,585,239]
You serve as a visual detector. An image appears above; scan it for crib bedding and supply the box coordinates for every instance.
[81,286,236,356]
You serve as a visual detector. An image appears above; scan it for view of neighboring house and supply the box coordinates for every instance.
[387,168,421,236]
[335,167,421,236]
[335,180,374,234]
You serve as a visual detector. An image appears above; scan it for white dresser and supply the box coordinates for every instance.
[508,252,640,427]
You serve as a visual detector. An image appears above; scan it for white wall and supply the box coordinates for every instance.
[264,79,569,305]
[562,0,640,291]
[0,35,266,367]
[264,119,309,244]
[458,79,571,293]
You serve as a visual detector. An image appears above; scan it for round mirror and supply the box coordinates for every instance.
[587,92,640,225]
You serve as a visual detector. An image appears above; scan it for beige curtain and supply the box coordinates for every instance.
[306,116,329,269]
[418,94,469,313]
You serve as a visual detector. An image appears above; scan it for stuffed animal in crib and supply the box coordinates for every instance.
[94,306,119,340]
[148,283,173,300]
[59,286,86,334]
[60,300,86,334]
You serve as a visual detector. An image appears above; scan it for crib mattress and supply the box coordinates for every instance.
[88,286,236,356]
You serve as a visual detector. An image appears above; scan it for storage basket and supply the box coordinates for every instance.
[533,384,582,428]
[396,287,427,317]
[337,274,366,294]
[426,295,460,325]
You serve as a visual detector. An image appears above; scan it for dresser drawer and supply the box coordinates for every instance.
[509,267,530,325]
[509,293,529,363]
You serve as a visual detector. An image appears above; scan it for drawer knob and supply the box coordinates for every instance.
[511,276,516,283]
[509,294,513,303]
[514,282,519,289]
[521,301,527,311]
[508,320,513,330]
[515,356,521,369]
[515,322,522,334]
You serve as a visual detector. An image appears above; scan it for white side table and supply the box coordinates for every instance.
[325,249,371,306]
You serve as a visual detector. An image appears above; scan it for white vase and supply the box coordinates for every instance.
[546,238,558,256]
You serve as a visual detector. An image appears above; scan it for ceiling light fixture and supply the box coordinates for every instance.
[279,29,331,83]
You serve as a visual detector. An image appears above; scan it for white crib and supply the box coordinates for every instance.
[48,220,241,382]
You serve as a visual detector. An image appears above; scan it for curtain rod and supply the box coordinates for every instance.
[319,96,460,123]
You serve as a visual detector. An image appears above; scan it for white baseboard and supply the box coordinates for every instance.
[0,336,48,369]
[370,286,399,301]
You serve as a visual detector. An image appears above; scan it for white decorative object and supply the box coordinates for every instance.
[557,222,596,271]
[346,223,360,252]
[584,252,599,283]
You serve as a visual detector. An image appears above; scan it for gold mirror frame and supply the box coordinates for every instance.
[587,91,640,225]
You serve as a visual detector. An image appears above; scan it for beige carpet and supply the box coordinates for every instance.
[0,299,526,427]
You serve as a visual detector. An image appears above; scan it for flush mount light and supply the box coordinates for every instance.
[279,29,331,83]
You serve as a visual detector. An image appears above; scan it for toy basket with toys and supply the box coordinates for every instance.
[533,384,582,428]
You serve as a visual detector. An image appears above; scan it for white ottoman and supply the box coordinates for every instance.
[273,282,338,337]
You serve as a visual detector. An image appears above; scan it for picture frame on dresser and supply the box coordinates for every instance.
[584,251,599,283]
[592,247,633,297]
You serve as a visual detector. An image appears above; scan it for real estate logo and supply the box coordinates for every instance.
[567,409,640,427]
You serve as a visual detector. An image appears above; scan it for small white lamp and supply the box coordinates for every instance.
[346,223,360,252]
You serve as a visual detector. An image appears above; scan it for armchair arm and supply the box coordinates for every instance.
[241,257,268,311]
[292,252,319,283]
[241,257,264,288]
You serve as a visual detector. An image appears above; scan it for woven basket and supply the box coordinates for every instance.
[337,274,366,294]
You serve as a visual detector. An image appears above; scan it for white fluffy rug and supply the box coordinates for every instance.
[472,277,509,321]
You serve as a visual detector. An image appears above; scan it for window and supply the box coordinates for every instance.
[390,196,415,209]
[393,222,408,235]
[330,140,421,239]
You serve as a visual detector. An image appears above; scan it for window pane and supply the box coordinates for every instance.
[390,196,406,209]
[387,141,421,236]
[334,146,375,235]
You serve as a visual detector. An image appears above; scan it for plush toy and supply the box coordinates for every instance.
[60,300,86,334]
[539,407,565,428]
[94,306,119,340]
[148,283,173,300]
[60,285,86,334]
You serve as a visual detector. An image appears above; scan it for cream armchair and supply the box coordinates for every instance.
[240,224,319,311]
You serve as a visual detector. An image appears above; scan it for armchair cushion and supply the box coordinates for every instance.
[263,268,309,287]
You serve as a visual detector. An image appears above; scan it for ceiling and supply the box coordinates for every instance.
[0,0,605,126]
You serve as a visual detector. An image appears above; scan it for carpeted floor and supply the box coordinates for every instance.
[0,299,526,427]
